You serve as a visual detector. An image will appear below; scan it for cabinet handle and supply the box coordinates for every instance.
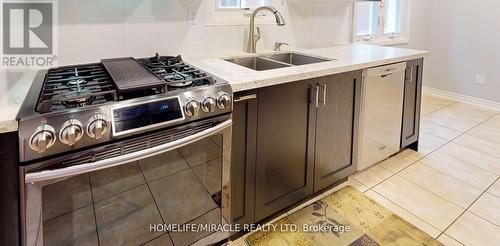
[408,67,414,83]
[234,94,257,102]
[315,85,320,108]
[322,84,327,106]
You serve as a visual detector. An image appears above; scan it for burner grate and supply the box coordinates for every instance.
[138,53,214,91]
[36,64,117,113]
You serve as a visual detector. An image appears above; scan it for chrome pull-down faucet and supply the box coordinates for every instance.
[247,6,286,53]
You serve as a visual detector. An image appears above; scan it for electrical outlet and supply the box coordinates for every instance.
[475,75,486,85]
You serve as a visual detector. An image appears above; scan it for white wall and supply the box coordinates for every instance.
[421,0,500,103]
[56,0,352,65]
[1,0,353,103]
[4,0,498,104]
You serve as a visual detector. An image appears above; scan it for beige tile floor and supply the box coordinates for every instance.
[231,93,500,246]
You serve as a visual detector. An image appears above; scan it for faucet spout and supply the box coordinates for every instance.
[247,6,286,53]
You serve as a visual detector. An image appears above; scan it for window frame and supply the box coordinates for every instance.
[207,0,274,26]
[216,0,267,11]
[352,0,412,45]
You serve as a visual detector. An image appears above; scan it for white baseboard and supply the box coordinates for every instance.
[423,86,500,112]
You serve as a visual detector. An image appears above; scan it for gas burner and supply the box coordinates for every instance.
[168,81,194,89]
[36,64,117,113]
[138,53,215,91]
[67,78,87,87]
[141,53,183,68]
[62,96,96,108]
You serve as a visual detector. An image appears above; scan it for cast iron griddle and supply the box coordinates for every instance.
[102,57,166,93]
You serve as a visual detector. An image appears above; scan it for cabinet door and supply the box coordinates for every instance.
[401,59,424,149]
[0,132,20,246]
[229,91,258,225]
[314,71,361,192]
[254,79,316,222]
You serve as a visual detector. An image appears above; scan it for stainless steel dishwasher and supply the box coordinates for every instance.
[358,62,406,171]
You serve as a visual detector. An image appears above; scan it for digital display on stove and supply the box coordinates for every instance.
[113,98,183,134]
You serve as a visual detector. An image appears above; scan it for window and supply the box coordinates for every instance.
[209,0,272,26]
[353,0,410,45]
[218,0,267,10]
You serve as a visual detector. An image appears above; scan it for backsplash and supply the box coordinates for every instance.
[55,0,352,65]
[0,0,352,105]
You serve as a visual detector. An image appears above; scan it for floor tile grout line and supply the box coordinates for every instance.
[436,176,500,239]
[440,233,465,246]
[450,138,500,163]
[412,156,495,191]
[246,97,498,244]
[421,101,498,134]
[465,177,500,228]
[362,101,478,236]
[423,111,500,179]
[485,188,500,199]
[371,99,500,240]
[394,171,479,210]
[366,98,499,243]
[368,188,443,236]
[444,111,500,163]
[361,150,429,193]
[383,110,499,209]
[394,109,485,177]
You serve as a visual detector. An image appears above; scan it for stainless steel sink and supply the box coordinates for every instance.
[224,52,331,71]
[224,57,292,71]
[261,53,331,66]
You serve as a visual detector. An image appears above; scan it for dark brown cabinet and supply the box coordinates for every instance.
[401,58,424,149]
[230,68,409,224]
[229,91,258,225]
[313,71,361,192]
[254,79,316,221]
[0,131,20,246]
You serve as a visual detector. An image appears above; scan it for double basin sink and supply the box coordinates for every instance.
[224,52,332,71]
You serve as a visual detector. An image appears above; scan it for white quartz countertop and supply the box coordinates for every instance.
[185,44,429,92]
[0,44,428,133]
[0,70,37,133]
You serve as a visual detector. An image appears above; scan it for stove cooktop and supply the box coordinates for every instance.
[35,54,215,114]
[137,54,214,91]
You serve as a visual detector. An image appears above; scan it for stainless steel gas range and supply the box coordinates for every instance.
[17,54,233,246]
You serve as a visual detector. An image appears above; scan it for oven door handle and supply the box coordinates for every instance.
[25,119,232,184]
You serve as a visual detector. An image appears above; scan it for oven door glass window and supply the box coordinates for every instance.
[39,133,225,246]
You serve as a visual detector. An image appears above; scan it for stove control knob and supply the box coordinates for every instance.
[87,114,108,139]
[59,119,84,146]
[202,97,216,113]
[185,100,200,117]
[29,124,56,153]
[217,92,231,109]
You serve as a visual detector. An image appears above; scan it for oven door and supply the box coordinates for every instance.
[21,117,232,246]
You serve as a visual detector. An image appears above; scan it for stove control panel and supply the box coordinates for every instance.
[19,84,233,162]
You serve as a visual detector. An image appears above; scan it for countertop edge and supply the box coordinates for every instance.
[0,45,429,133]
[230,53,427,92]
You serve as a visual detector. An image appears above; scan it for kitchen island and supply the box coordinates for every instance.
[185,43,428,226]
[0,44,428,245]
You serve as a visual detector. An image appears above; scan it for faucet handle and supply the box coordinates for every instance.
[255,27,261,40]
[274,42,289,51]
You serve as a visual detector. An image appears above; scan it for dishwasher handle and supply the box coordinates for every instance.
[364,62,407,78]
